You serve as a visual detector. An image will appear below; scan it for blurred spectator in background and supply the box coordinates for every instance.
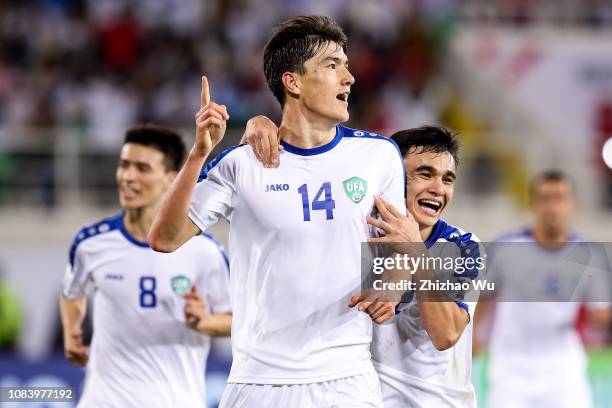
[0,0,462,210]
[474,170,611,408]
[0,0,454,148]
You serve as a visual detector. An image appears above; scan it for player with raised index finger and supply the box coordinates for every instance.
[149,15,406,408]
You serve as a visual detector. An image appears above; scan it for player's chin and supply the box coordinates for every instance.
[414,213,439,229]
[119,197,141,210]
[328,111,349,124]
[337,107,350,122]
[325,104,349,123]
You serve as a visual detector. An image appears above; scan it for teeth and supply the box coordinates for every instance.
[419,200,441,210]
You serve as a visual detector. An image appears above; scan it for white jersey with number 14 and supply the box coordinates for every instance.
[189,125,406,385]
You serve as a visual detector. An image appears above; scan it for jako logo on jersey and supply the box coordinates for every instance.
[265,184,289,192]
[171,275,191,296]
[343,176,368,204]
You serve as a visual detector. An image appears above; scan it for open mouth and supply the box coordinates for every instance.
[336,92,349,103]
[120,186,140,198]
[417,199,442,215]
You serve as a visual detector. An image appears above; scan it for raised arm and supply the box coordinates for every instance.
[149,76,229,252]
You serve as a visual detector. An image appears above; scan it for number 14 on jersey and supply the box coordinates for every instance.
[297,182,335,221]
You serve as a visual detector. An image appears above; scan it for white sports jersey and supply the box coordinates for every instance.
[188,125,405,384]
[371,220,481,408]
[487,229,610,408]
[62,213,231,408]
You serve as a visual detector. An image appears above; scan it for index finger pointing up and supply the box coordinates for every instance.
[201,76,210,107]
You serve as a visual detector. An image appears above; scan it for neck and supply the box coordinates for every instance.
[123,206,156,242]
[279,103,338,148]
[532,224,568,245]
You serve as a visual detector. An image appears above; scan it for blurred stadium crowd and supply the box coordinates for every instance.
[4,0,610,149]
[0,0,461,150]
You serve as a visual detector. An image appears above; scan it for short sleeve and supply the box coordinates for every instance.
[188,147,241,232]
[62,234,93,299]
[196,235,232,315]
[451,234,485,323]
[379,140,406,214]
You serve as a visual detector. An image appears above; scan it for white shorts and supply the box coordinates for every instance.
[219,372,383,408]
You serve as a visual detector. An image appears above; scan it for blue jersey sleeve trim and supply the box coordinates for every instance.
[455,301,470,322]
[340,126,407,199]
[68,213,124,267]
[279,126,343,156]
[442,221,481,279]
[427,220,481,279]
[202,232,230,269]
[455,301,469,312]
[198,144,246,183]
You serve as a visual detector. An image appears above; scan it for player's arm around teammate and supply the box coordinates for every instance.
[239,119,402,324]
[241,121,470,349]
[149,77,228,252]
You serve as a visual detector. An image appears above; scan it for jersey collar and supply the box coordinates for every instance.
[119,213,150,248]
[280,125,343,156]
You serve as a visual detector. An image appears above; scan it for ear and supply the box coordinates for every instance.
[281,71,301,100]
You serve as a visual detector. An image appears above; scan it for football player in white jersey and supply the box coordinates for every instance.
[60,124,232,408]
[149,15,406,408]
[475,171,611,408]
[243,122,482,407]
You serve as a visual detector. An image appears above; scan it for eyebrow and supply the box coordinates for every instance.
[119,159,152,168]
[323,56,348,65]
[415,165,456,180]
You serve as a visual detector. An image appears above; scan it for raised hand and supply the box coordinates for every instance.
[194,76,229,156]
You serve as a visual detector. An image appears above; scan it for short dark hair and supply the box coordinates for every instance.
[390,126,460,165]
[123,124,186,171]
[529,169,574,198]
[263,15,348,106]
